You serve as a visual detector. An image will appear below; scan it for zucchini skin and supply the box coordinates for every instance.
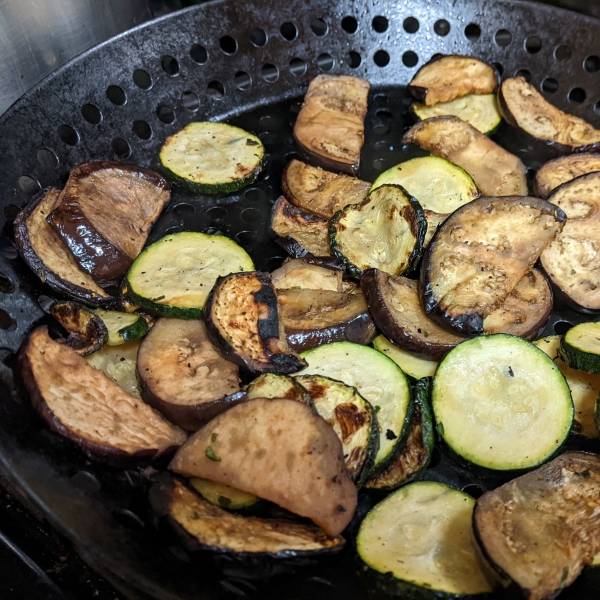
[118,316,149,343]
[126,286,204,319]
[559,336,600,375]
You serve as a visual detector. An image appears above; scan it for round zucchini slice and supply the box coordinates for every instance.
[126,232,254,319]
[189,478,259,510]
[433,335,573,474]
[94,309,148,345]
[159,122,265,194]
[559,322,600,374]
[372,335,438,381]
[357,481,493,598]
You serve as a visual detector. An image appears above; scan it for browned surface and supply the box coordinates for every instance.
[534,153,600,198]
[245,373,312,404]
[423,210,448,248]
[49,302,108,355]
[271,258,343,292]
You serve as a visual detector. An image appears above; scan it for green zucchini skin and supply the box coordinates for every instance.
[558,323,600,374]
[127,290,203,320]
[94,309,149,345]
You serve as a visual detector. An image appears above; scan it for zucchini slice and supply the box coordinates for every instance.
[126,232,254,319]
[295,374,379,486]
[408,55,498,106]
[357,481,492,597]
[50,301,108,356]
[189,478,259,510]
[559,322,600,374]
[94,309,148,345]
[433,335,573,474]
[86,340,142,399]
[372,335,438,381]
[499,76,600,153]
[330,184,426,279]
[411,94,502,135]
[299,341,413,475]
[159,122,265,194]
[534,153,600,198]
[245,373,312,405]
[403,116,528,196]
[271,258,343,292]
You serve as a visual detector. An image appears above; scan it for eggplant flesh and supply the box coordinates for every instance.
[50,301,108,356]
[271,258,343,292]
[474,452,600,600]
[534,153,600,199]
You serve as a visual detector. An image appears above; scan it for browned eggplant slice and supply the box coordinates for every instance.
[408,55,498,106]
[169,397,357,537]
[402,116,528,196]
[50,301,108,356]
[540,171,600,312]
[245,373,312,404]
[281,159,370,218]
[270,196,331,258]
[150,476,345,556]
[277,288,377,353]
[499,76,600,153]
[47,161,171,286]
[473,452,600,600]
[271,258,343,292]
[534,153,600,198]
[13,189,114,307]
[136,318,246,431]
[293,75,370,174]
[205,271,306,374]
[423,210,448,248]
[19,327,186,460]
[421,196,565,336]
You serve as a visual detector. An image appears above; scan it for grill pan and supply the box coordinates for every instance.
[0,0,600,597]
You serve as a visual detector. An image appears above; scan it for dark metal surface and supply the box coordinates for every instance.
[0,0,600,598]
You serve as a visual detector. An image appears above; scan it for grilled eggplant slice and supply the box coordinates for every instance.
[403,116,528,196]
[423,210,448,249]
[86,340,141,399]
[540,172,600,313]
[169,397,357,537]
[245,373,312,405]
[47,161,171,286]
[408,55,498,106]
[271,258,343,292]
[474,452,600,600]
[282,160,370,219]
[270,196,331,258]
[293,75,370,174]
[137,318,245,431]
[421,196,565,335]
[534,153,600,198]
[372,335,438,381]
[278,288,376,352]
[499,76,600,153]
[189,478,259,510]
[50,301,108,356]
[14,188,114,306]
[19,327,186,460]
[205,271,306,374]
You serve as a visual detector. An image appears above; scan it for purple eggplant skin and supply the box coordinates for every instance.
[293,140,359,176]
[273,236,345,270]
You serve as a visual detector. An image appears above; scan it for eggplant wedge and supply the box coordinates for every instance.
[245,373,312,404]
[270,196,331,258]
[540,172,600,312]
[499,76,600,153]
[534,153,600,198]
[403,116,528,196]
[19,327,186,460]
[271,258,343,292]
[277,288,376,353]
[50,301,108,356]
[47,161,171,286]
[421,196,565,336]
[474,452,600,599]
[137,318,246,431]
[205,271,306,374]
[13,189,114,307]
[293,75,370,174]
[169,398,357,537]
[408,55,498,106]
[281,159,370,219]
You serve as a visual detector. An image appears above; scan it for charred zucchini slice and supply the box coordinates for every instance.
[159,122,265,193]
[50,301,108,356]
[534,153,600,198]
[499,76,600,153]
[433,335,573,474]
[93,309,148,345]
[330,184,426,279]
[372,335,438,381]
[189,478,259,510]
[403,116,528,196]
[559,322,600,374]
[271,258,343,292]
[245,373,312,405]
[357,481,492,597]
[126,232,254,319]
[86,340,142,399]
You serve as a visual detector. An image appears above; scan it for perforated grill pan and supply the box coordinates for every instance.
[1,0,600,597]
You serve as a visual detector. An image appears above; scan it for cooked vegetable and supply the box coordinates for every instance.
[408,55,498,106]
[372,335,438,380]
[473,452,600,600]
[299,342,413,475]
[559,322,600,374]
[205,271,306,374]
[245,373,312,405]
[126,232,254,319]
[169,398,357,537]
[189,478,259,510]
[137,318,245,431]
[403,116,528,196]
[423,210,448,248]
[281,160,370,218]
[159,122,265,193]
[50,301,108,355]
[271,258,343,292]
[432,335,573,474]
[330,184,426,278]
[293,75,370,174]
[94,309,148,345]
[47,161,171,286]
[534,153,600,198]
[296,374,378,486]
[86,340,141,399]
[19,327,186,460]
[421,196,565,335]
[357,481,492,597]
[499,76,600,153]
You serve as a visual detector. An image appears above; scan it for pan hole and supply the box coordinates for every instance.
[462,484,484,499]
[374,50,390,67]
[569,87,586,104]
[241,207,261,223]
[492,62,504,76]
[554,320,573,335]
[37,148,59,169]
[220,35,237,55]
[285,151,303,162]
[207,80,225,98]
[373,122,389,135]
[204,226,224,237]
[259,115,282,130]
[374,93,388,106]
[402,51,418,68]
[541,78,559,94]
[161,55,179,76]
[317,53,334,72]
[0,237,18,260]
[174,203,195,217]
[280,22,297,40]
[464,23,481,41]
[18,175,40,196]
[373,158,388,172]
[495,29,511,47]
[310,18,328,37]
[342,16,358,34]
[165,226,185,236]
[181,91,199,111]
[3,205,19,220]
[345,51,361,69]
[434,19,450,36]
[235,231,257,247]
[266,255,285,270]
[234,71,252,90]
[555,45,572,61]
[249,28,267,46]
[403,17,419,33]
[525,36,542,54]
[374,140,393,151]
[112,138,131,159]
[81,103,102,125]
[515,69,531,82]
[245,188,265,202]
[132,120,152,140]
[0,310,15,331]
[207,206,228,221]
[106,85,126,105]
[376,108,392,120]
[289,58,307,77]
[261,64,279,82]
[156,105,175,124]
[112,508,145,530]
[584,55,600,73]
[372,16,388,33]
[133,69,152,89]
[190,44,208,64]
[58,124,79,146]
